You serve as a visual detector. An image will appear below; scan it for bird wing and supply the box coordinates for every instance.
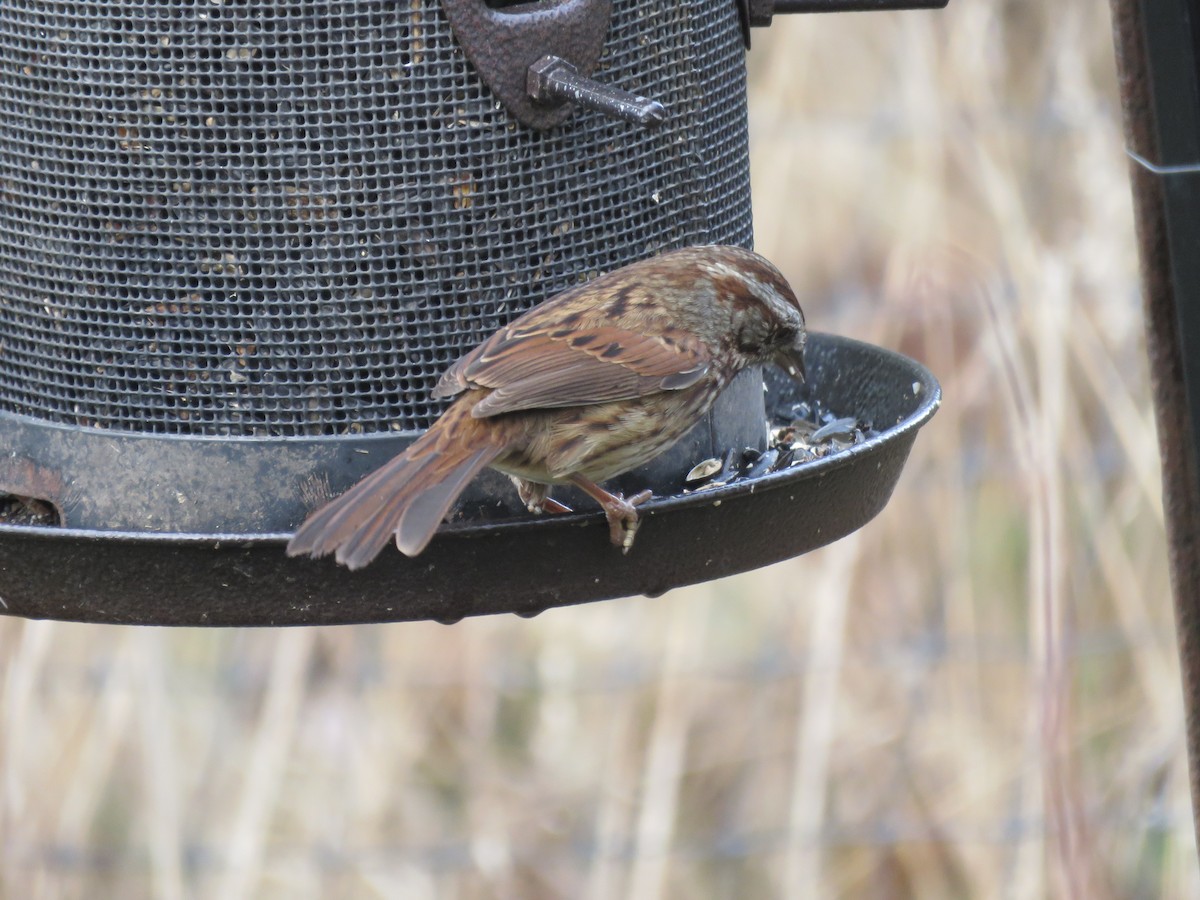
[431,322,711,418]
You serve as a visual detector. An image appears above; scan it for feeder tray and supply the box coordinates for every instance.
[0,332,939,625]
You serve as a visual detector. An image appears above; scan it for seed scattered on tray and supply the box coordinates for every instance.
[682,399,876,493]
[0,494,61,526]
[685,457,724,484]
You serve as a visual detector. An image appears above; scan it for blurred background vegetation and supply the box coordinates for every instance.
[3,0,1196,897]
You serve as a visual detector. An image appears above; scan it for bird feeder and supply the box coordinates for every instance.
[0,0,943,625]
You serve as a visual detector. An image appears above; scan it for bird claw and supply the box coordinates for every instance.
[566,475,653,554]
[603,489,652,554]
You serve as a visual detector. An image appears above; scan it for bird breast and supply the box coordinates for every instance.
[490,382,720,486]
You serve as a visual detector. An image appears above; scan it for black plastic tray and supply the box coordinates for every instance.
[0,333,939,626]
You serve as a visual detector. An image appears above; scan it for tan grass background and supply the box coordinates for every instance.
[3,1,1196,897]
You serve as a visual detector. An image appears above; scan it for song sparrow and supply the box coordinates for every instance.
[287,245,807,569]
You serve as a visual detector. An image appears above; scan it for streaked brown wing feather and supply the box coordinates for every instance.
[432,323,710,418]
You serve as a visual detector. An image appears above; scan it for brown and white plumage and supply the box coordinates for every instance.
[287,245,807,569]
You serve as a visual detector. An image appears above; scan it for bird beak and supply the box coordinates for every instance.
[775,344,807,383]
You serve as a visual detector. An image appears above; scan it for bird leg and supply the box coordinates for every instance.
[513,477,573,515]
[569,475,652,553]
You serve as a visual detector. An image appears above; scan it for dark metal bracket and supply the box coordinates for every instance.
[443,0,664,131]
[737,0,950,47]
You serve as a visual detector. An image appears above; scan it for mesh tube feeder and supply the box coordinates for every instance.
[0,0,941,626]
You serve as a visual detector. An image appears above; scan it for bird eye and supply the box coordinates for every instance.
[773,324,797,346]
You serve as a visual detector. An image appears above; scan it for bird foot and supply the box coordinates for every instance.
[513,478,572,516]
[568,475,653,553]
[600,489,653,554]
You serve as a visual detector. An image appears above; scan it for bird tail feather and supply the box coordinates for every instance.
[287,411,506,569]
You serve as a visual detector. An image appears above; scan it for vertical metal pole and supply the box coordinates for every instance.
[1111,0,1200,849]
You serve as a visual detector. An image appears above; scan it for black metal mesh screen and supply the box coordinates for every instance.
[0,0,750,437]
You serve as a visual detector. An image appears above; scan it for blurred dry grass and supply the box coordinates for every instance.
[2,1,1195,897]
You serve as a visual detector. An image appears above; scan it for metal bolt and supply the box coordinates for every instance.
[526,55,666,128]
